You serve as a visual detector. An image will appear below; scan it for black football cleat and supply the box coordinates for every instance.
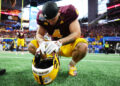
[0,69,6,75]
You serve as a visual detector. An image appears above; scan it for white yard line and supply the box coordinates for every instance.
[0,51,120,63]
[0,56,120,63]
[61,59,120,63]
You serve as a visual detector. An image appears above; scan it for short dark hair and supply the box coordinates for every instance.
[42,1,59,19]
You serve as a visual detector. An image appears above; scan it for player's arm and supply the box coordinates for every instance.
[36,25,47,44]
[58,19,81,45]
[35,25,48,54]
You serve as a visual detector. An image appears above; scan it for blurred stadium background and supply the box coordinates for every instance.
[0,0,120,86]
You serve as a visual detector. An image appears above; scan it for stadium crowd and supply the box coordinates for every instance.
[81,23,120,38]
[81,23,120,54]
[0,22,120,54]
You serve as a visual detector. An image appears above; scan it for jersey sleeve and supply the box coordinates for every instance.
[64,5,79,24]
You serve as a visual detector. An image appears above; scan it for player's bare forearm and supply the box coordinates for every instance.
[36,26,46,44]
[59,19,81,45]
[58,32,80,45]
[61,38,75,45]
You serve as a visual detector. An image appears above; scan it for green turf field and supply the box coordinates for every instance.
[0,51,120,86]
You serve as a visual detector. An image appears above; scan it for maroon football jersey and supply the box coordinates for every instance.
[17,31,24,39]
[37,5,79,40]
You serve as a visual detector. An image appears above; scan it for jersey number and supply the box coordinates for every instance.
[52,29,62,38]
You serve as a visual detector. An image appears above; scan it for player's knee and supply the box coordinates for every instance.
[72,43,88,62]
[76,43,88,57]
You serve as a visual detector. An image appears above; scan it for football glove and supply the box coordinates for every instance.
[36,41,46,55]
[46,41,62,54]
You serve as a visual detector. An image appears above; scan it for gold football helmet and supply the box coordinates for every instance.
[32,53,60,85]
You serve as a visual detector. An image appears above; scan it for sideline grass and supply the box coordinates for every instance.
[0,52,120,86]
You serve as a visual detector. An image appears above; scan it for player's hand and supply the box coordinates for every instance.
[46,41,62,54]
[36,41,46,55]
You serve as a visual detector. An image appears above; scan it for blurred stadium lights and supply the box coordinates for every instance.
[107,3,120,10]
[98,19,108,25]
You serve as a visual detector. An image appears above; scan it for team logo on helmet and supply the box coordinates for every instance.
[43,14,47,18]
